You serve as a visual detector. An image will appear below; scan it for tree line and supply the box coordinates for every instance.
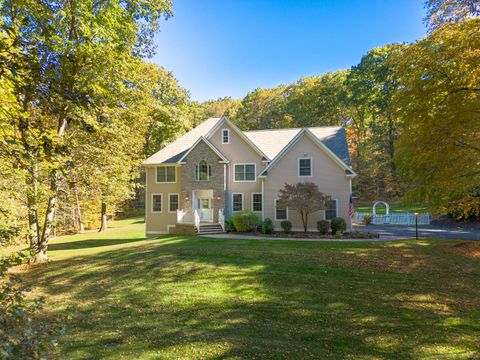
[0,0,479,262]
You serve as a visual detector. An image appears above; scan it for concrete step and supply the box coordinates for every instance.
[197,223,224,234]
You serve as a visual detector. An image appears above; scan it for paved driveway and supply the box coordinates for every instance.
[353,224,480,240]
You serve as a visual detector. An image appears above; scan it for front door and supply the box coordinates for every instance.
[198,198,213,222]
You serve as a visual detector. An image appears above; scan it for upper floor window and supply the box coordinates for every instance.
[325,199,338,220]
[194,160,211,181]
[222,129,230,144]
[234,163,256,182]
[298,158,312,177]
[157,166,176,183]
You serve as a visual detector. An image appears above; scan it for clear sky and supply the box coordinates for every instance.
[153,0,427,102]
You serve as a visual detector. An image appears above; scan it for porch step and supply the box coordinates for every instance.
[197,223,224,235]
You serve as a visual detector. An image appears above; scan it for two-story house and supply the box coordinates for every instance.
[143,116,356,235]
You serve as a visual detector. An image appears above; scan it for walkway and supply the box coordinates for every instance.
[353,224,480,240]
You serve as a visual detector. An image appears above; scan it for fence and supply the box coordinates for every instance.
[355,212,430,225]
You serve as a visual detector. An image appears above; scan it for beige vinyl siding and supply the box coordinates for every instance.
[263,133,352,231]
[208,121,265,216]
[145,166,182,235]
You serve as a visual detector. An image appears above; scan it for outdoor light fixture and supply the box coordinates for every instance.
[414,212,419,240]
[185,195,189,200]
[216,195,221,200]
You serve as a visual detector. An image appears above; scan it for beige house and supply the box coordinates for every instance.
[143,116,356,235]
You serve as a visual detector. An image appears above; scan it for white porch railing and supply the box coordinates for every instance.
[177,209,186,223]
[355,212,430,225]
[194,209,200,228]
[218,208,225,231]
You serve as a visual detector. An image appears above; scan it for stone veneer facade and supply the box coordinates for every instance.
[180,140,225,223]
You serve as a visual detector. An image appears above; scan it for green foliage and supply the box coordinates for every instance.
[317,220,330,235]
[362,214,373,225]
[330,217,347,235]
[280,220,292,233]
[262,218,274,234]
[0,252,64,359]
[445,189,480,221]
[224,218,236,232]
[231,211,259,232]
[0,227,20,247]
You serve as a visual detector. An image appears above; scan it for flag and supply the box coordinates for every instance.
[349,193,354,218]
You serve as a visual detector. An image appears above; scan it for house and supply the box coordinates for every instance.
[143,116,356,235]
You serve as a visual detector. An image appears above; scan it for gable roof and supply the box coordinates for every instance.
[258,128,356,177]
[244,126,351,166]
[177,136,229,163]
[143,117,222,165]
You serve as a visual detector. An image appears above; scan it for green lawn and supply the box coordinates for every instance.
[13,219,480,359]
[355,203,429,214]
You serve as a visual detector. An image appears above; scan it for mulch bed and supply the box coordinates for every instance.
[431,215,480,230]
[232,231,380,239]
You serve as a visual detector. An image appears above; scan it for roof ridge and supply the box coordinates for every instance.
[244,125,343,134]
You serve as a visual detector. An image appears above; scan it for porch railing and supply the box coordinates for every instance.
[218,208,225,232]
[194,209,200,228]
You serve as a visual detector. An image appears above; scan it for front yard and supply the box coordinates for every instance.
[13,219,480,358]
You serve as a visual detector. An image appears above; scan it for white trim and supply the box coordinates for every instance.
[166,224,176,233]
[151,193,163,213]
[297,157,313,177]
[177,136,229,164]
[146,230,168,236]
[232,192,244,212]
[261,179,265,220]
[221,128,230,144]
[155,166,177,184]
[325,198,338,220]
[206,117,269,160]
[168,193,180,213]
[233,163,257,182]
[274,198,288,221]
[251,192,262,212]
[259,128,357,178]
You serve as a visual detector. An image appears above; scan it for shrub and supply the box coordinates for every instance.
[334,230,344,238]
[262,218,274,234]
[280,220,292,233]
[224,218,236,232]
[330,217,346,235]
[232,211,259,232]
[317,220,330,235]
[362,214,373,225]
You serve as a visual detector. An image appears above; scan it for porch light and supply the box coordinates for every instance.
[216,195,221,200]
[185,195,189,200]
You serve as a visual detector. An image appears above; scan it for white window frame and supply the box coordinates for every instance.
[233,163,256,182]
[274,198,288,221]
[151,193,163,213]
[168,193,179,213]
[252,193,262,212]
[194,161,211,181]
[156,166,177,183]
[221,128,230,144]
[232,192,244,212]
[297,157,312,177]
[325,198,338,220]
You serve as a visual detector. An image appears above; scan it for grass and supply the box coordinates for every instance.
[10,218,480,359]
[355,203,429,214]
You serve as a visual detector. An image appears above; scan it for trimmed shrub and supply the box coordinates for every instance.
[224,218,236,232]
[362,214,373,225]
[262,218,274,234]
[232,211,259,232]
[331,217,347,235]
[280,220,292,233]
[317,220,330,235]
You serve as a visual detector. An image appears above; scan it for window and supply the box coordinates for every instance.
[157,166,176,182]
[194,160,211,181]
[222,129,230,144]
[234,164,256,181]
[152,194,162,212]
[168,194,179,212]
[252,193,262,212]
[275,199,287,220]
[325,199,338,220]
[232,193,243,211]
[298,158,312,177]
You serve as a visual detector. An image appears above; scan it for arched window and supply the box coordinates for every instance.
[194,160,211,181]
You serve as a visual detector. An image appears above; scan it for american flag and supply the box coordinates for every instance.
[349,193,354,218]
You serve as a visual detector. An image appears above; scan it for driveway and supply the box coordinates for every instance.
[353,224,480,240]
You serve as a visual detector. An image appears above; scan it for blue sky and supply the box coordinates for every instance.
[153,0,427,102]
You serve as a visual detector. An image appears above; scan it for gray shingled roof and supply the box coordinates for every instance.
[143,118,351,167]
[244,126,351,165]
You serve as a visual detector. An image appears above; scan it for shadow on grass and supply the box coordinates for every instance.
[28,237,480,359]
[48,238,148,251]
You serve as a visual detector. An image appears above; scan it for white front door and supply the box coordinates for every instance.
[198,198,213,222]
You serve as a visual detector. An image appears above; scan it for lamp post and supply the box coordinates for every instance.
[414,212,419,240]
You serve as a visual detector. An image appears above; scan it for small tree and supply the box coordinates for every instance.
[278,182,330,232]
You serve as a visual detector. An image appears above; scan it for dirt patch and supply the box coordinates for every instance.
[447,242,480,259]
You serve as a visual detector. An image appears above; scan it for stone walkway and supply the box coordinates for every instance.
[199,233,408,242]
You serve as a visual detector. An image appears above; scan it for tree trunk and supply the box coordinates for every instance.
[99,200,107,232]
[74,186,85,233]
[303,212,308,233]
[26,164,40,252]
